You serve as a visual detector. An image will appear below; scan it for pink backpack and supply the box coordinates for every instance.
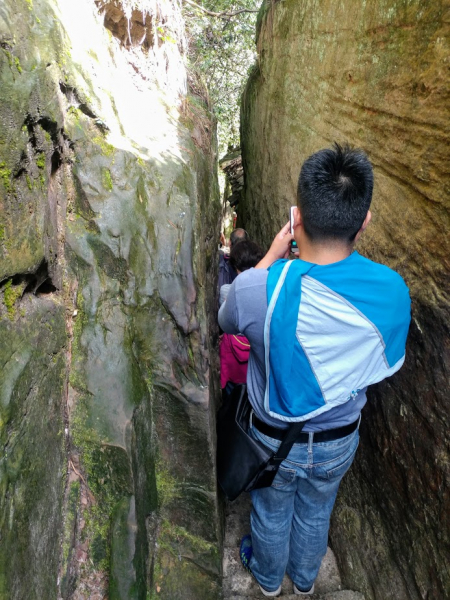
[219,334,250,389]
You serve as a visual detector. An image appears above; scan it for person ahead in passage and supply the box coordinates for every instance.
[218,227,249,292]
[219,143,411,597]
[219,240,264,401]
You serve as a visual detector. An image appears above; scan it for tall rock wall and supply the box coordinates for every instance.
[241,1,449,599]
[0,1,221,599]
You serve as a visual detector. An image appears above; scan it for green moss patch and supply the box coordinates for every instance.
[36,152,46,169]
[14,57,22,74]
[3,279,26,320]
[0,302,67,598]
[59,480,80,595]
[0,162,12,192]
[150,525,221,600]
[71,395,133,571]
[92,135,115,159]
[1,49,22,75]
[101,167,113,191]
[155,457,180,509]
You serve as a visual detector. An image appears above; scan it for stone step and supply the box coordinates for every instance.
[230,593,364,600]
[223,545,345,598]
[223,494,365,599]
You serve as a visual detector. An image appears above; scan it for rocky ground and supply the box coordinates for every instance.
[223,494,365,600]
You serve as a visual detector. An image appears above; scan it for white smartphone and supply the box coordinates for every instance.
[290,206,298,251]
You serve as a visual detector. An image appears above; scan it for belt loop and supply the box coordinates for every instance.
[308,432,314,452]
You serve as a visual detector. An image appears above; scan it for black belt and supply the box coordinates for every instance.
[252,414,359,443]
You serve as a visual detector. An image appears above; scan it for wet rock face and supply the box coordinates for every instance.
[0,1,221,599]
[0,297,67,599]
[241,1,449,599]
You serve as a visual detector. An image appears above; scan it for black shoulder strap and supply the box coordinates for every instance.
[271,421,308,465]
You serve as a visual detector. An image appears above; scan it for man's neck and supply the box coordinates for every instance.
[297,237,353,265]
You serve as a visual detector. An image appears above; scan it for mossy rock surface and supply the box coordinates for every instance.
[0,0,221,598]
[0,296,67,600]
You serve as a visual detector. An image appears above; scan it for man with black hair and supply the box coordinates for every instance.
[219,144,410,597]
[219,240,264,307]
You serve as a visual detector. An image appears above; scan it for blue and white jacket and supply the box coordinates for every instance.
[264,252,411,422]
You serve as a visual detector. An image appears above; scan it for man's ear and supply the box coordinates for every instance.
[293,206,302,229]
[355,210,372,241]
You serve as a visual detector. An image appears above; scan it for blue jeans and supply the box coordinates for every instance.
[248,420,360,592]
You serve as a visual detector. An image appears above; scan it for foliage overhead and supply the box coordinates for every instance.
[183,0,260,155]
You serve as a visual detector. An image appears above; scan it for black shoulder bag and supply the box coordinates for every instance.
[217,384,306,501]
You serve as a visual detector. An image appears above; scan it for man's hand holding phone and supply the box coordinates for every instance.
[255,221,294,269]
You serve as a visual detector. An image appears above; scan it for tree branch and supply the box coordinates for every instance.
[183,0,259,19]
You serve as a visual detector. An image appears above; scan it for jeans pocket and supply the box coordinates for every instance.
[324,444,358,480]
[316,434,359,481]
[271,466,296,489]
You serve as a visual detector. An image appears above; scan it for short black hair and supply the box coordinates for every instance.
[230,228,249,248]
[297,143,373,243]
[229,240,264,273]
